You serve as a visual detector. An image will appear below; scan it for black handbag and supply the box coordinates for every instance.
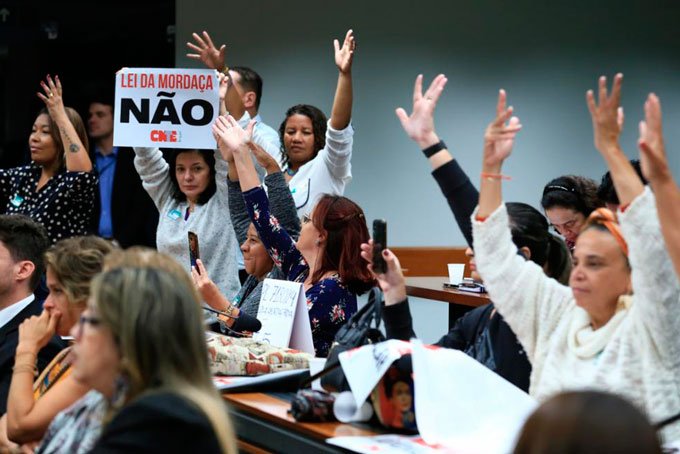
[300,288,386,391]
[318,287,386,392]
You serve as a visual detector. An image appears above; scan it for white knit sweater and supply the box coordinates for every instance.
[472,187,680,441]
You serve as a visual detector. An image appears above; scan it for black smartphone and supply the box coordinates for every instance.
[188,231,200,272]
[372,219,387,274]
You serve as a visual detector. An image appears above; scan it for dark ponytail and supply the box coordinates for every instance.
[546,234,571,285]
[507,202,572,284]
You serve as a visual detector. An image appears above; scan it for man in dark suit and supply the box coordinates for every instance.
[88,96,158,248]
[0,215,64,413]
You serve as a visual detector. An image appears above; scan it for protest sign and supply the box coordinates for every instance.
[252,279,315,354]
[114,68,219,149]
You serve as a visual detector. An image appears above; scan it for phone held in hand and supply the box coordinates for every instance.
[188,231,200,272]
[372,219,387,274]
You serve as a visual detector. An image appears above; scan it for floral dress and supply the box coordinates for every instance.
[243,186,356,357]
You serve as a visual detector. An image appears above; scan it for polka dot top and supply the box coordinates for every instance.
[0,164,98,243]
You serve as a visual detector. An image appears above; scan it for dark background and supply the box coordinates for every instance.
[0,0,174,167]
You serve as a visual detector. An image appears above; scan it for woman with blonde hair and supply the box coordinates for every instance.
[65,252,235,452]
[1,236,112,451]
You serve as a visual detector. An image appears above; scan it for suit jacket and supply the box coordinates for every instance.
[91,147,159,249]
[0,298,65,414]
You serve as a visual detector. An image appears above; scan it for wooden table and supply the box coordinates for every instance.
[224,392,379,453]
[405,277,490,329]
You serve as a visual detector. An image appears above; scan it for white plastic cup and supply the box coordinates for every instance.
[448,263,465,285]
[333,391,373,423]
[309,358,326,391]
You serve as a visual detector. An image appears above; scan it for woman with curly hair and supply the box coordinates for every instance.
[278,29,357,216]
[541,175,604,250]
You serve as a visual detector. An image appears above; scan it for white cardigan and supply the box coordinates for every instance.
[472,187,680,441]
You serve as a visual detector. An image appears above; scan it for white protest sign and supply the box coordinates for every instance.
[113,68,219,149]
[252,279,315,355]
[411,340,537,453]
[338,340,413,407]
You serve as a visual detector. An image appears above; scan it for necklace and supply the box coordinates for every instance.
[285,167,297,177]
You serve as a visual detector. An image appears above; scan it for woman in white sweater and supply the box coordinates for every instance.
[472,75,680,441]
[279,29,357,216]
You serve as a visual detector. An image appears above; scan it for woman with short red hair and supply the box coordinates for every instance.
[213,115,374,357]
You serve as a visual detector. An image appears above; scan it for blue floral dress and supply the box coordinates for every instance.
[243,186,356,357]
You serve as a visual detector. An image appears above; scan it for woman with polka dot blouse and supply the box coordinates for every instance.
[0,76,97,243]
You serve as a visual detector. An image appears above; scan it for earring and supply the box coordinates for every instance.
[315,239,321,246]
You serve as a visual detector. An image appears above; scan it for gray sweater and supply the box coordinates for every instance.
[228,172,301,317]
[133,147,241,300]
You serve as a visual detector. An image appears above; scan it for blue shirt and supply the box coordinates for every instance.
[94,147,119,238]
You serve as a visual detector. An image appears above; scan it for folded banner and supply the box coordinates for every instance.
[114,68,219,149]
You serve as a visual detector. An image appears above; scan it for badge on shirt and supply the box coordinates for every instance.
[10,195,24,207]
[167,209,182,220]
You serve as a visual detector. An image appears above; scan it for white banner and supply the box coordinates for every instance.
[113,68,219,149]
[411,340,537,453]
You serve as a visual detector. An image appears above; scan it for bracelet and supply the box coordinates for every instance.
[13,363,37,376]
[221,65,230,76]
[422,140,447,158]
[480,172,512,181]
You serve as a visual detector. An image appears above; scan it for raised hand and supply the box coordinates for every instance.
[249,142,281,175]
[17,310,59,354]
[37,75,66,119]
[482,89,522,171]
[586,73,624,154]
[334,29,356,74]
[191,259,230,311]
[186,31,226,70]
[638,93,670,184]
[212,115,255,159]
[360,241,406,306]
[395,74,448,148]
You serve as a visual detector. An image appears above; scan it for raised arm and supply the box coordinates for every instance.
[37,76,92,172]
[586,74,645,205]
[329,30,355,130]
[396,74,478,246]
[186,31,225,71]
[636,94,680,280]
[476,90,522,218]
[214,116,303,275]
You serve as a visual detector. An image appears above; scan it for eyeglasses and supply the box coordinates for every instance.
[76,314,102,338]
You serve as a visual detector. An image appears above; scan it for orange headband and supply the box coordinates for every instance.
[584,208,628,256]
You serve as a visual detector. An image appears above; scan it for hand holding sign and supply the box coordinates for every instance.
[212,115,255,161]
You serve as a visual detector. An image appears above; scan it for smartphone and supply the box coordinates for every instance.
[372,219,387,274]
[188,231,200,272]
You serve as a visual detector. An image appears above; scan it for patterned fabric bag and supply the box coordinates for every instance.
[206,332,312,376]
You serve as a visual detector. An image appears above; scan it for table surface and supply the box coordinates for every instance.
[405,276,491,307]
[224,392,379,441]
